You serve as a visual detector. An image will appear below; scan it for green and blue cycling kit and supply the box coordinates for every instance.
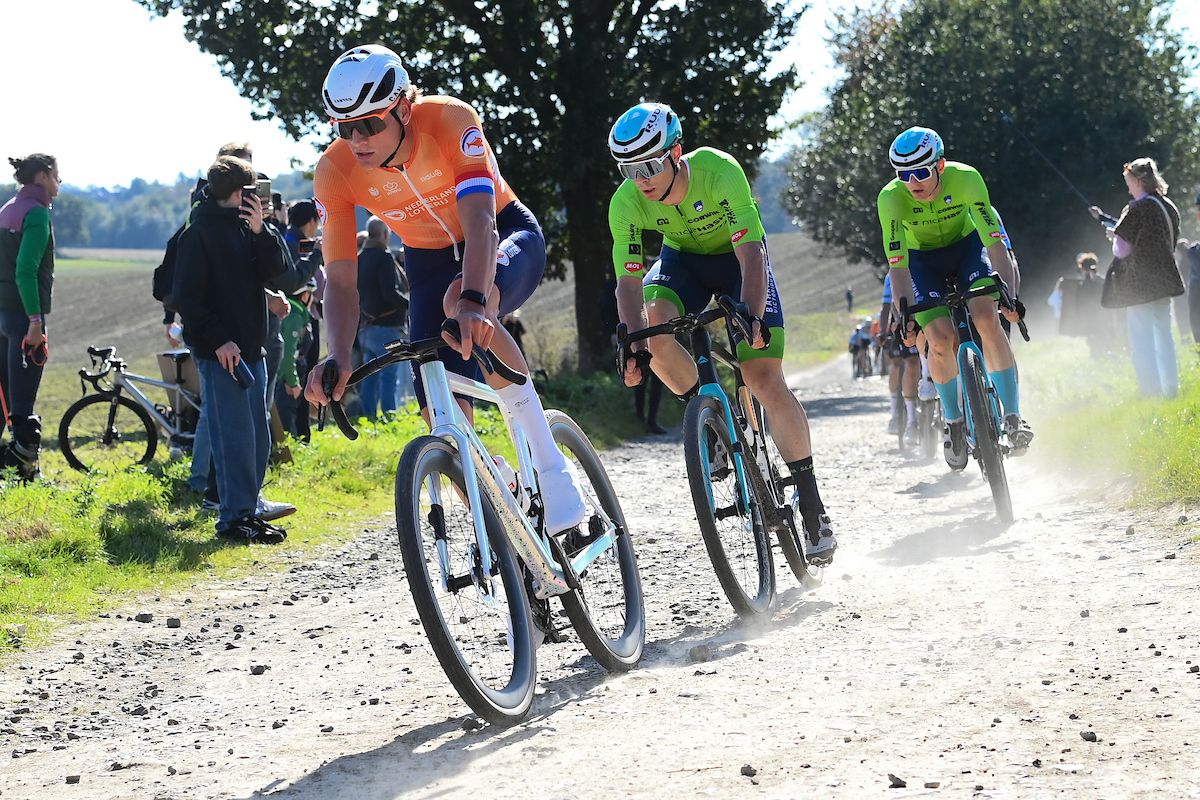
[877,161,1005,324]
[608,147,783,360]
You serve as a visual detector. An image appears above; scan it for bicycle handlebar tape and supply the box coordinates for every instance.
[440,319,527,386]
[322,360,358,441]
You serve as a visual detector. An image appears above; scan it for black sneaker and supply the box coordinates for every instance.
[943,419,968,471]
[217,516,287,544]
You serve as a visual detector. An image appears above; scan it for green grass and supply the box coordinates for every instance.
[1023,336,1200,504]
[54,258,149,271]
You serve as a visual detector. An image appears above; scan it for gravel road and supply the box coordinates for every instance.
[3,357,1198,799]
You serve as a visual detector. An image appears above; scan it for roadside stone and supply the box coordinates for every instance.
[888,773,907,788]
[250,665,268,676]
[128,705,148,717]
[687,644,712,663]
[924,782,940,789]
[166,618,181,629]
[741,764,758,777]
[134,613,153,624]
[1080,610,1090,618]
[66,775,80,784]
[1164,553,1177,560]
[1081,731,1098,742]
[461,717,484,732]
[1188,665,1198,674]
[1126,525,1135,535]
[320,725,334,733]
[272,721,285,729]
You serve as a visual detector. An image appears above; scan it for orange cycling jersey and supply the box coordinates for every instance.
[315,95,519,262]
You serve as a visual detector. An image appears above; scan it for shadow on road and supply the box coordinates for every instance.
[870,511,1014,567]
[802,392,884,420]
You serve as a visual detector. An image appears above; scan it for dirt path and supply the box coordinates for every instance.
[3,358,1198,799]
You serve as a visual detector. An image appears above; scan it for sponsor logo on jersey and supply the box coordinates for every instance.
[497,250,511,267]
[888,255,903,265]
[368,187,381,198]
[421,168,444,182]
[732,228,749,243]
[989,231,1003,239]
[912,207,923,214]
[693,200,704,212]
[314,198,328,225]
[628,244,641,255]
[383,181,401,194]
[624,261,642,273]
[889,241,900,251]
[383,209,408,222]
[943,195,953,204]
[460,126,486,158]
[656,217,670,226]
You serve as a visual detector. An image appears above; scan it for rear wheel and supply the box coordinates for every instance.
[962,350,1012,522]
[683,394,775,617]
[58,393,157,472]
[394,436,537,725]
[547,411,645,672]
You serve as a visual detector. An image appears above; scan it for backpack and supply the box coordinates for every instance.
[152,223,186,311]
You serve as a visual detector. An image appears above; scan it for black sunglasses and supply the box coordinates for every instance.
[334,114,389,140]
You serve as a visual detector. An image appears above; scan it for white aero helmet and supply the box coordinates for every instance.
[608,103,683,162]
[888,126,944,171]
[322,44,411,121]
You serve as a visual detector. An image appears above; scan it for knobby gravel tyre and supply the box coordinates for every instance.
[683,395,775,617]
[394,435,537,725]
[547,410,645,672]
[753,404,821,589]
[962,350,1013,522]
[58,393,157,473]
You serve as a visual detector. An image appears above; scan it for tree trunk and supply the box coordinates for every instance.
[562,178,613,374]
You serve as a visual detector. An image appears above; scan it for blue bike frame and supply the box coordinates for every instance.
[950,305,1005,452]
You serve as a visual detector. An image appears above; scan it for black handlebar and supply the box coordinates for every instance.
[898,277,1031,343]
[319,319,529,440]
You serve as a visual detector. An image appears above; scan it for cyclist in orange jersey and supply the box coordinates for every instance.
[305,44,586,534]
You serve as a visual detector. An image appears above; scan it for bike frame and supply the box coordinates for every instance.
[89,366,200,443]
[949,304,1005,453]
[417,358,619,601]
[689,325,755,515]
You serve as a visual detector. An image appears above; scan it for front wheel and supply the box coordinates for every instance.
[547,410,645,672]
[683,395,775,617]
[962,350,1012,522]
[58,393,157,472]
[394,436,537,725]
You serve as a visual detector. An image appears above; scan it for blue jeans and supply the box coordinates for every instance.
[196,357,270,526]
[187,389,212,493]
[1125,298,1179,398]
[358,324,411,418]
[0,308,45,419]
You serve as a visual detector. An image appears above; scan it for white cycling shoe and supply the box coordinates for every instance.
[917,377,938,402]
[538,460,588,535]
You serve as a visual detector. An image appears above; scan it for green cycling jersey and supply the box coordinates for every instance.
[877,161,1005,270]
[608,147,766,279]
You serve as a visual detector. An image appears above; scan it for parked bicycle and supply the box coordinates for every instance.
[59,346,199,472]
[618,295,822,619]
[322,321,644,725]
[900,277,1030,521]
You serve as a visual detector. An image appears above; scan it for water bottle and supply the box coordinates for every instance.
[491,455,531,515]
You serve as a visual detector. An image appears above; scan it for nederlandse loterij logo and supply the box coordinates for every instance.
[314,198,328,224]
[460,127,486,158]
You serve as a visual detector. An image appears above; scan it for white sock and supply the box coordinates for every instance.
[919,354,931,381]
[495,381,564,473]
[888,394,899,415]
[905,398,917,421]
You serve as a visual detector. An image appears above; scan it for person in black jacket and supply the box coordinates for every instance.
[356,215,411,419]
[174,156,291,544]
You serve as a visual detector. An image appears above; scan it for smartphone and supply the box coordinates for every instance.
[298,238,316,255]
[255,178,272,202]
[233,359,256,390]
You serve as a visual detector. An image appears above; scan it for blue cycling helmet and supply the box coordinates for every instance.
[608,103,683,162]
[889,127,944,170]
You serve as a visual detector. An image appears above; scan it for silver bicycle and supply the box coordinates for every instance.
[58,345,200,472]
[323,322,645,724]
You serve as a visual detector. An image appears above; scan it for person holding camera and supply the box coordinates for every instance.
[174,156,292,543]
[0,153,59,481]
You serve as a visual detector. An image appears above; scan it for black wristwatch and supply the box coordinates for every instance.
[458,289,488,307]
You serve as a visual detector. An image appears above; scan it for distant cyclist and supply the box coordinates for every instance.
[306,44,586,535]
[878,127,1032,469]
[878,272,920,442]
[607,102,836,565]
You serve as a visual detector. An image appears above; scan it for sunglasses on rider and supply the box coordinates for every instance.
[334,113,390,140]
[617,151,673,182]
[897,165,936,182]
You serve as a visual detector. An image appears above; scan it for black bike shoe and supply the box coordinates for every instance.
[943,419,968,471]
[530,596,568,644]
[217,516,287,545]
[1004,414,1034,453]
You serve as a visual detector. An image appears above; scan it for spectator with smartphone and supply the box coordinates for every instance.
[173,156,292,543]
[0,153,59,481]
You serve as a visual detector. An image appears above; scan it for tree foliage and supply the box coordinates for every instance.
[784,0,1200,285]
[133,0,797,370]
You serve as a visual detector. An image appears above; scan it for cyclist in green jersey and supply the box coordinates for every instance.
[878,127,1032,469]
[607,103,835,565]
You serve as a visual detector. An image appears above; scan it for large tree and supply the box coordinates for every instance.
[136,0,797,370]
[784,0,1200,286]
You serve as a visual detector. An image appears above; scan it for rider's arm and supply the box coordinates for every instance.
[615,275,648,345]
[451,191,500,355]
[714,155,768,334]
[309,158,362,399]
[609,186,649,340]
[987,242,1017,295]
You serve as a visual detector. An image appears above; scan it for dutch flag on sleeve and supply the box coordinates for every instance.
[455,169,495,201]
